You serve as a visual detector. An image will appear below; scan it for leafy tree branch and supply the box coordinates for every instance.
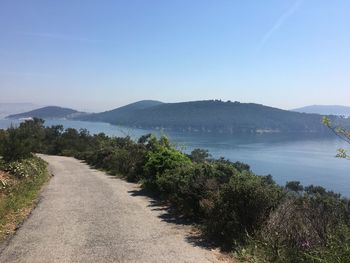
[322,117,350,159]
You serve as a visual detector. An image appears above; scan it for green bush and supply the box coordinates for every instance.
[1,128,32,162]
[143,137,191,191]
[188,148,211,163]
[0,130,6,155]
[156,163,222,217]
[205,174,283,247]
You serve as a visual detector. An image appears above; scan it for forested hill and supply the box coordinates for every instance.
[76,100,350,134]
[7,106,83,119]
[78,100,163,123]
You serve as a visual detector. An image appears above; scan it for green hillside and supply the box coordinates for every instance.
[7,106,81,119]
[78,100,163,123]
[77,100,350,134]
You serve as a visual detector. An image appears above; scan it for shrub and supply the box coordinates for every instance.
[205,174,283,247]
[188,148,211,163]
[156,162,225,217]
[143,138,191,191]
[259,186,350,262]
[0,129,6,155]
[304,224,350,262]
[2,127,32,162]
[124,144,147,182]
[103,148,132,175]
[3,156,47,179]
[0,156,49,241]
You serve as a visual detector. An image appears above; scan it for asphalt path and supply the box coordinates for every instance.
[0,155,223,263]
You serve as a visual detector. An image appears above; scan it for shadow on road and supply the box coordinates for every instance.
[127,188,219,251]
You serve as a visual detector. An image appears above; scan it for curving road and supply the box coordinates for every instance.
[0,155,223,263]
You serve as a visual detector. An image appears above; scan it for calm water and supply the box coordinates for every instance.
[1,119,349,196]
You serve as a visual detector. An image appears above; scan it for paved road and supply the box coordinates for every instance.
[0,155,222,263]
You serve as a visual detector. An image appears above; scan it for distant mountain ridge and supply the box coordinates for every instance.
[293,105,350,116]
[79,100,163,123]
[9,101,350,134]
[7,106,85,119]
[76,100,350,134]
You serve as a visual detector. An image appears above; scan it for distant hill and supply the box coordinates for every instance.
[293,105,350,116]
[0,103,39,119]
[7,106,84,119]
[76,100,350,134]
[78,100,164,123]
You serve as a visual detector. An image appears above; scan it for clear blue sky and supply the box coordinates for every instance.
[1,0,349,112]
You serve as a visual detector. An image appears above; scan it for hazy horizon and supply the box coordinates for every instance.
[2,100,350,114]
[1,1,350,111]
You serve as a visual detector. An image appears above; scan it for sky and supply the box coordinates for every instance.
[0,0,350,112]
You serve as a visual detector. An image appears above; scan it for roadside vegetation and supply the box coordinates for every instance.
[1,118,349,262]
[0,156,49,241]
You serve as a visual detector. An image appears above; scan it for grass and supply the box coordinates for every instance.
[0,156,50,241]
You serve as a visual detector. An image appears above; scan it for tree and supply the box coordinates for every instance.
[143,136,191,191]
[285,181,304,193]
[0,129,6,157]
[17,118,46,153]
[323,117,350,159]
[0,119,46,162]
[189,148,211,162]
[2,127,32,162]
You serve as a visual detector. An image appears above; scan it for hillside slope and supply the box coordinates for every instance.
[7,106,82,119]
[77,100,350,133]
[77,100,163,123]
